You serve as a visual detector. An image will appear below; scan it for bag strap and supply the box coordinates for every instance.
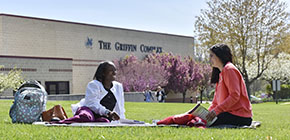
[18,80,42,90]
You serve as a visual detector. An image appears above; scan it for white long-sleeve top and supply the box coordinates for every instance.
[71,80,126,119]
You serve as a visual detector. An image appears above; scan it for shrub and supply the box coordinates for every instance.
[266,84,290,99]
[0,66,24,94]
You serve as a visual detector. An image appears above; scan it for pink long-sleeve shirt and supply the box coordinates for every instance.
[208,62,252,118]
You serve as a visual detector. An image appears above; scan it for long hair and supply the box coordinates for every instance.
[210,44,233,83]
[93,61,115,82]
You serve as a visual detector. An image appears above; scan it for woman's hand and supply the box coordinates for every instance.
[108,111,120,120]
[206,110,217,121]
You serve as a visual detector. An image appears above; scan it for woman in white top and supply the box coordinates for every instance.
[58,61,125,123]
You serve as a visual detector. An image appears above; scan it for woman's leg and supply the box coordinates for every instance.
[210,112,252,126]
[57,106,95,123]
[56,106,109,124]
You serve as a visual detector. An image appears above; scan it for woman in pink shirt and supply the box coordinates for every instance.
[206,44,252,127]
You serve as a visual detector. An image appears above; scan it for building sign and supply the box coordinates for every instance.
[115,42,137,52]
[85,37,93,49]
[86,37,163,53]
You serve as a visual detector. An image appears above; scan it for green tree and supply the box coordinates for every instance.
[0,66,24,94]
[194,0,290,97]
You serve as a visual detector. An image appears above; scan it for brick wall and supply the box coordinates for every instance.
[0,14,195,95]
[0,55,72,96]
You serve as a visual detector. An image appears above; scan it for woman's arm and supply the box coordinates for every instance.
[119,84,126,119]
[208,88,218,111]
[84,82,108,116]
[213,68,241,115]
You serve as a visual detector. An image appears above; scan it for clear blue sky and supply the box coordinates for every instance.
[0,0,289,37]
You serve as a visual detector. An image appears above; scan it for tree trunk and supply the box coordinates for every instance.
[200,89,204,104]
[182,92,186,103]
[245,79,251,101]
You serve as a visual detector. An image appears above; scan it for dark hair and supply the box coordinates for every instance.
[210,44,233,83]
[93,61,116,82]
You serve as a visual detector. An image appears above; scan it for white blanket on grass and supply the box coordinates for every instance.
[33,120,261,129]
[33,122,157,127]
[33,119,157,127]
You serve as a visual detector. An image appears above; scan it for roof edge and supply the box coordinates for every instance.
[0,13,194,39]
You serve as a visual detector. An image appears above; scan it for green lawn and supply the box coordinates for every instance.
[0,100,289,140]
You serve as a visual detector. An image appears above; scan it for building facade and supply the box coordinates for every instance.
[0,14,194,96]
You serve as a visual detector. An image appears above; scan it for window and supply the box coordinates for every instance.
[45,81,69,95]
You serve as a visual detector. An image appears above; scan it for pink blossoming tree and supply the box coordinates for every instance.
[114,53,212,102]
[114,55,169,92]
[146,53,206,102]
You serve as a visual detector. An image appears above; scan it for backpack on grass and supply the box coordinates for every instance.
[9,80,47,123]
